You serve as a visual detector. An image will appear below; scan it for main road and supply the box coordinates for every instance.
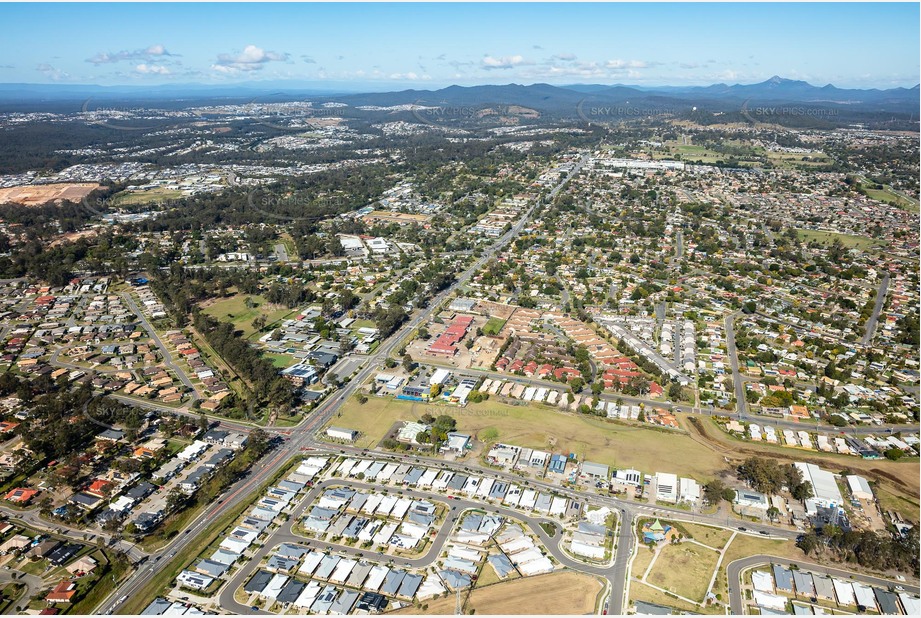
[725,311,748,420]
[102,152,591,614]
[861,273,889,346]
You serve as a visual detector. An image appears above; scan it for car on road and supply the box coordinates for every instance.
[759,531,769,536]
[738,527,747,531]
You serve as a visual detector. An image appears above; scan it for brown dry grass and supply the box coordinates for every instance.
[683,415,920,501]
[395,571,604,615]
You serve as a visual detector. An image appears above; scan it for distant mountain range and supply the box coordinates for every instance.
[0,76,917,124]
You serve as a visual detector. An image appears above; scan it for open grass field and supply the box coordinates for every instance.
[647,542,720,601]
[482,317,507,336]
[762,150,833,170]
[857,177,920,213]
[325,396,428,448]
[721,534,802,568]
[201,293,295,339]
[464,401,726,480]
[629,581,720,614]
[631,543,658,578]
[874,483,920,518]
[652,140,760,167]
[265,352,296,369]
[674,522,735,549]
[684,416,920,504]
[795,228,885,251]
[467,571,603,615]
[112,187,184,206]
[864,187,919,212]
[328,396,728,479]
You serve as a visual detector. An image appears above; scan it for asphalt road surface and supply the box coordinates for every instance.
[727,554,918,614]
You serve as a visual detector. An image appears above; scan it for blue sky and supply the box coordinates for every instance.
[1,2,918,89]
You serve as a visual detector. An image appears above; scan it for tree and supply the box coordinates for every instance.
[166,488,188,512]
[885,448,904,461]
[667,383,683,400]
[767,506,780,522]
[703,479,728,505]
[402,354,416,372]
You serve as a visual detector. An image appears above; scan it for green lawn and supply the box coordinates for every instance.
[266,352,296,369]
[482,318,507,336]
[646,541,720,601]
[328,396,727,480]
[202,294,296,339]
[795,229,884,250]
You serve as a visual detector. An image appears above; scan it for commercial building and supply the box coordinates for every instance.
[655,472,678,503]
[846,475,874,501]
[326,427,359,442]
[794,462,843,513]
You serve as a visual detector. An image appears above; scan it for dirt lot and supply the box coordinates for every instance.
[0,183,100,206]
[465,570,603,614]
[396,570,604,614]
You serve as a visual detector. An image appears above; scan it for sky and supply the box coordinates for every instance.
[1,2,918,90]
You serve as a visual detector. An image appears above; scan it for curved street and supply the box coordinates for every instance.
[727,554,919,615]
[218,476,625,615]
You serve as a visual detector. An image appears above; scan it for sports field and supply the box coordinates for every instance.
[112,187,184,206]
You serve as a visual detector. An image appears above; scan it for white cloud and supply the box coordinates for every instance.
[552,53,578,62]
[388,72,431,81]
[135,63,171,75]
[605,59,650,70]
[36,63,69,81]
[481,54,530,70]
[87,44,176,65]
[212,44,290,73]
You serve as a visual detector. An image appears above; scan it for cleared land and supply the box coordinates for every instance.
[646,542,720,601]
[392,571,601,615]
[328,396,727,480]
[327,396,428,448]
[684,415,920,504]
[0,182,100,206]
